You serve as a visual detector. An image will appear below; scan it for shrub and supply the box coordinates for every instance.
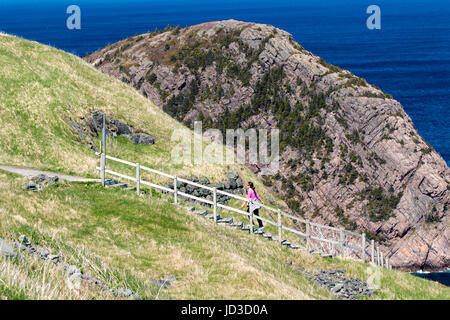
[358,187,403,222]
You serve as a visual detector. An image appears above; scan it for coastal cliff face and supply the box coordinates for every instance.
[86,20,449,271]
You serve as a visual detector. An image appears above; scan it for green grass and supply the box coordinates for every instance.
[1,171,448,300]
[0,32,282,207]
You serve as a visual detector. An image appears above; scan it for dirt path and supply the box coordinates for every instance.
[0,165,100,182]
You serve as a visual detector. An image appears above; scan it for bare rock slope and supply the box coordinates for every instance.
[86,20,449,271]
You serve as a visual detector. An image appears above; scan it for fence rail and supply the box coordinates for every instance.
[96,152,391,269]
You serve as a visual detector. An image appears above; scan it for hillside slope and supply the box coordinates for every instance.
[0,31,275,200]
[86,20,450,271]
[3,170,449,299]
[0,33,448,300]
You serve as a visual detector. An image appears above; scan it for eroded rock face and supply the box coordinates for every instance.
[86,20,449,271]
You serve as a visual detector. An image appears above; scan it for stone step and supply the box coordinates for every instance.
[205,214,221,220]
[104,179,119,186]
[253,230,264,235]
[185,206,195,212]
[124,187,136,191]
[230,222,243,228]
[282,241,291,247]
[290,243,303,250]
[262,232,272,239]
[194,210,208,216]
[262,232,272,240]
[107,183,128,188]
[271,236,281,242]
[217,218,233,224]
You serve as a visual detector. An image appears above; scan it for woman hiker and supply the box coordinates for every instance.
[241,182,264,231]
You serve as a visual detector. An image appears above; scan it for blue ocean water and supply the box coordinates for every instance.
[411,269,450,287]
[0,0,448,165]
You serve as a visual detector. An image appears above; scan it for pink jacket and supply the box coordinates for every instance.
[246,188,262,203]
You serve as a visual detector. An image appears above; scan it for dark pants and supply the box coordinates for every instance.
[247,207,264,228]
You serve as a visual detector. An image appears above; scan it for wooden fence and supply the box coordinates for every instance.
[96,151,391,269]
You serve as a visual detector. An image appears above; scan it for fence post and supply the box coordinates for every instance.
[306,221,310,252]
[371,240,375,264]
[277,210,282,245]
[136,163,140,196]
[102,114,107,156]
[173,176,178,205]
[361,233,366,263]
[376,246,380,266]
[250,207,254,233]
[213,188,217,224]
[339,228,344,258]
[386,258,389,269]
[380,251,384,268]
[100,153,106,187]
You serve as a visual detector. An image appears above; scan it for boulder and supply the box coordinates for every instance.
[110,118,133,136]
[129,133,155,145]
[226,171,239,180]
[21,181,37,191]
[0,238,17,259]
[211,183,224,190]
[228,178,237,189]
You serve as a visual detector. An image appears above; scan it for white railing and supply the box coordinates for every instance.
[96,152,391,269]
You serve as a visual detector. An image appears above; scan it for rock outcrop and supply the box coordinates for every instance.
[22,174,59,191]
[86,20,449,271]
[168,171,245,206]
[293,267,375,300]
[68,110,156,149]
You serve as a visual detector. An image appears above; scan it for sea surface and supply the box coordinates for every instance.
[0,0,449,285]
[410,269,450,287]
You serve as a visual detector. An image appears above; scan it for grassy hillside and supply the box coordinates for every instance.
[1,170,448,300]
[0,33,448,299]
[0,32,255,188]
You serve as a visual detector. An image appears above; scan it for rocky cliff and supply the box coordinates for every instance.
[86,20,449,271]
